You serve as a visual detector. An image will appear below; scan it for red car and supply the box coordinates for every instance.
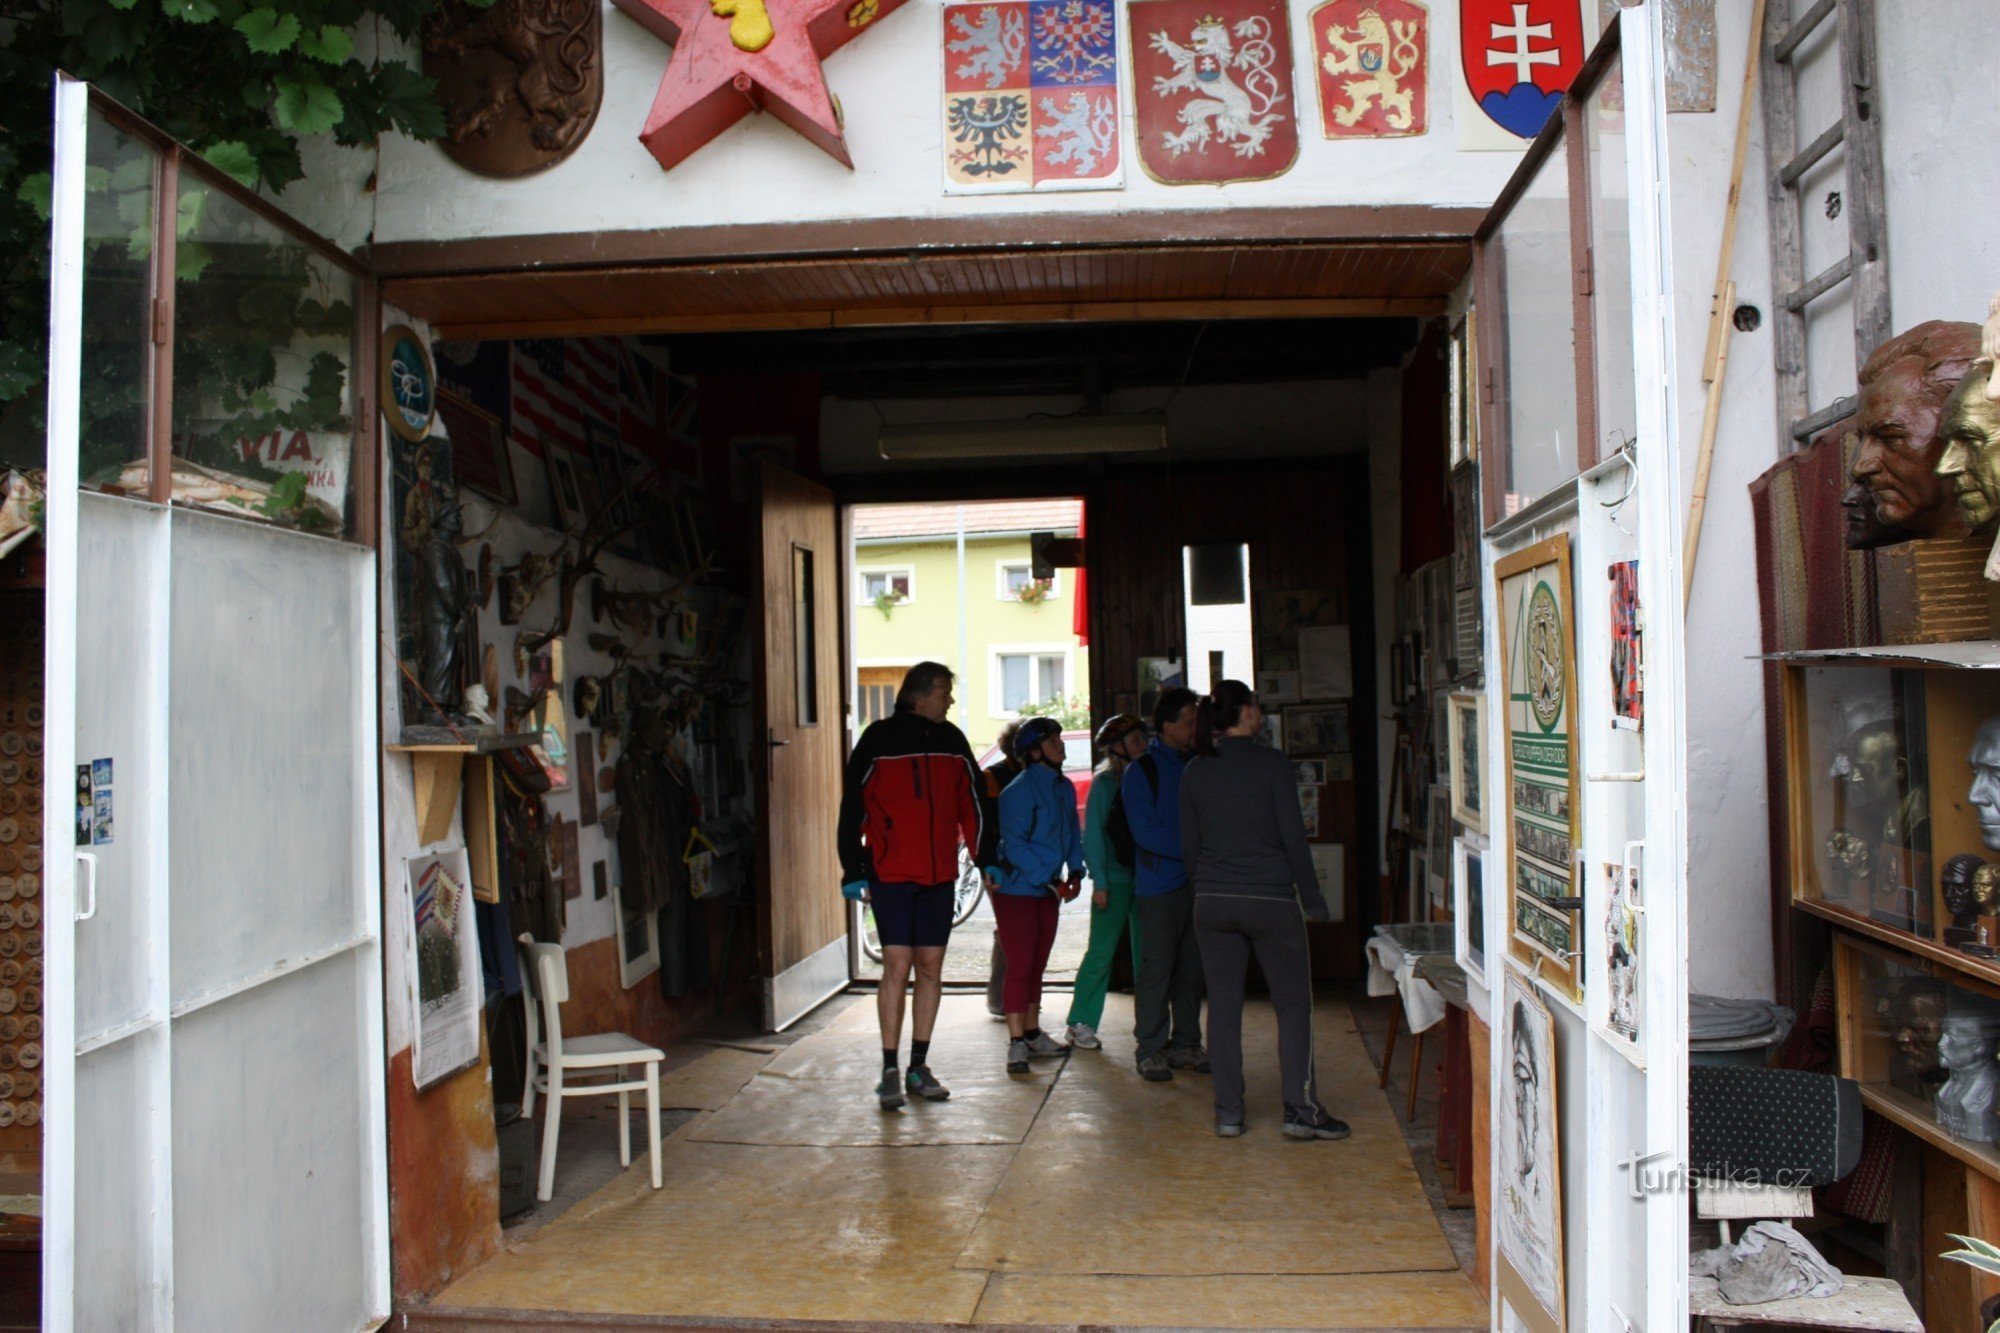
[975,728,1097,826]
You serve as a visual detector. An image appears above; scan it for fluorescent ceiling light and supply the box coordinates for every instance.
[878,413,1168,461]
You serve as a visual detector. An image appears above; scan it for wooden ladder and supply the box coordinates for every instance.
[1759,0,1891,451]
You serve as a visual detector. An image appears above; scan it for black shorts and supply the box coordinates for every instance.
[870,880,955,949]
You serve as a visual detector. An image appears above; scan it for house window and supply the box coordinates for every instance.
[998,563,1059,600]
[857,567,914,606]
[994,650,1067,715]
[856,666,905,726]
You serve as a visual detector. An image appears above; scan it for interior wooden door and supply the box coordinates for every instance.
[755,462,848,1030]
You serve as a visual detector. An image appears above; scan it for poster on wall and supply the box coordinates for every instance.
[1129,0,1299,184]
[1498,965,1567,1333]
[1310,843,1345,922]
[1309,0,1427,139]
[1138,657,1186,720]
[942,0,1125,193]
[1454,0,1586,151]
[1297,624,1352,699]
[1601,857,1642,1056]
[1255,589,1341,672]
[1496,534,1582,1001]
[1608,557,1643,730]
[406,849,483,1091]
[1448,690,1485,832]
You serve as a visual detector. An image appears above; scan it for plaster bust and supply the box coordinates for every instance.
[1937,361,2000,530]
[1970,715,2000,852]
[1851,321,1982,542]
[1936,992,2000,1144]
[1890,983,1948,1079]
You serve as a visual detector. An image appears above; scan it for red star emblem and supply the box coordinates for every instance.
[612,0,909,171]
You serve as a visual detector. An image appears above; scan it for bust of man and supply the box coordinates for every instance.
[1890,983,1949,1080]
[1851,321,1982,542]
[1945,854,1986,928]
[1970,715,2000,852]
[1936,992,2000,1143]
[1938,362,2000,530]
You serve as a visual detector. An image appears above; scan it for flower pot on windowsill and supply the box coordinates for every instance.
[1016,579,1054,606]
[874,591,906,619]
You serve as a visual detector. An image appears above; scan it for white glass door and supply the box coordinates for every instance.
[42,75,389,1331]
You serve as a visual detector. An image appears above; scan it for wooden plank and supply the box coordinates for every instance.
[1773,0,1836,62]
[1784,254,1854,312]
[1778,119,1845,188]
[1839,0,1891,361]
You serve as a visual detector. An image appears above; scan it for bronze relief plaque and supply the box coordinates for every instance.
[423,0,604,177]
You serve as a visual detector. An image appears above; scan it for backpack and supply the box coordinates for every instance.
[1104,756,1158,870]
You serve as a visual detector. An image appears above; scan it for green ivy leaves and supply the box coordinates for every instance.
[274,74,344,135]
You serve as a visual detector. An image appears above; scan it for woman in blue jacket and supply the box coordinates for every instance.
[991,716,1086,1073]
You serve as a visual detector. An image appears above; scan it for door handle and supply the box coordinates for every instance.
[75,851,98,922]
[767,729,791,750]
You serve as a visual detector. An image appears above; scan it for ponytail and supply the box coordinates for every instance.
[1193,679,1256,756]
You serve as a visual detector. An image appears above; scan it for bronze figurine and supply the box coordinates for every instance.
[1850,321,1982,543]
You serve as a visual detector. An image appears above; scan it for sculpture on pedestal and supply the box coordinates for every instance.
[1935,991,2000,1144]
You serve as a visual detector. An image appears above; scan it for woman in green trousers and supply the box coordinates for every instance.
[1065,713,1150,1049]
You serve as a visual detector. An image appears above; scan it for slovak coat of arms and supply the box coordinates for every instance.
[942,0,1124,192]
[1311,0,1426,138]
[1129,0,1297,185]
[1458,0,1583,142]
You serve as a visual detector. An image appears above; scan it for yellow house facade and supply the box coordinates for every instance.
[850,500,1087,756]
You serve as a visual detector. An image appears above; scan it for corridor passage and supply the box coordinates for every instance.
[431,994,1486,1329]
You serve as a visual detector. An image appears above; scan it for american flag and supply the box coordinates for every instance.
[620,344,662,457]
[511,340,583,457]
[568,336,622,428]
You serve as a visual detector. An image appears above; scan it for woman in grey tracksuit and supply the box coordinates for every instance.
[1179,679,1350,1141]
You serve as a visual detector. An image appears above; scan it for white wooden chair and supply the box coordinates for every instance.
[517,934,665,1203]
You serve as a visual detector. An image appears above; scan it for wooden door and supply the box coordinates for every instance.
[755,463,848,1030]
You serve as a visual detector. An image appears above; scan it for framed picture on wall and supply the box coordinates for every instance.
[435,389,516,506]
[1447,690,1486,833]
[614,871,661,988]
[1282,703,1350,755]
[1426,784,1452,905]
[1495,533,1583,1003]
[1453,837,1487,986]
[1498,965,1566,1333]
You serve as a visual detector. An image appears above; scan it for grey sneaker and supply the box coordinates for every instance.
[905,1065,950,1101]
[876,1070,906,1111]
[1136,1052,1173,1082]
[1282,1109,1351,1140]
[1023,1031,1070,1059]
[1065,1022,1102,1050]
[1215,1119,1245,1138]
[1006,1039,1031,1074]
[1166,1045,1211,1073]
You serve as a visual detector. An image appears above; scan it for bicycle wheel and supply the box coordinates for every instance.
[857,900,883,964]
[951,848,985,927]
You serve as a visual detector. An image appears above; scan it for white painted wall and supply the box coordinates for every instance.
[363,0,1534,245]
[1664,0,1777,1000]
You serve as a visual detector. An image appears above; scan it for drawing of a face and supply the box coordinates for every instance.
[1511,1002,1539,1180]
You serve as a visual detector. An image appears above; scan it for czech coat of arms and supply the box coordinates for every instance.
[422,0,603,177]
[1129,0,1297,185]
[942,0,1124,192]
[1311,0,1426,138]
[1458,0,1583,141]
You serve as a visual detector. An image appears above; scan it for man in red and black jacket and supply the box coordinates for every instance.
[838,661,993,1110]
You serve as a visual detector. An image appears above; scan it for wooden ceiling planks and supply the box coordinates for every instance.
[390,240,1470,341]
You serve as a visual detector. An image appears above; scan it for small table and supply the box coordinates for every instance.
[1689,1275,1922,1331]
[1416,954,1473,1207]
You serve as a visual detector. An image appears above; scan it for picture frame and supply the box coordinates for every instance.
[614,869,661,988]
[1498,965,1566,1333]
[1260,711,1285,752]
[1597,856,1644,1064]
[1426,784,1452,905]
[1495,533,1583,1003]
[545,448,585,532]
[435,388,516,506]
[1453,837,1487,987]
[1282,703,1350,756]
[1295,759,1326,787]
[1447,690,1486,833]
[1256,670,1301,705]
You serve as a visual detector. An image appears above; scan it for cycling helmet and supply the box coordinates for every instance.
[1013,716,1064,759]
[1093,713,1146,754]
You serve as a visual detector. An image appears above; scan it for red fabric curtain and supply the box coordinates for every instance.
[1072,503,1089,646]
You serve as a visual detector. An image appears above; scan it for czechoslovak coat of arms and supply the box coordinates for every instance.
[1128,0,1297,185]
[1310,0,1427,138]
[941,0,1124,192]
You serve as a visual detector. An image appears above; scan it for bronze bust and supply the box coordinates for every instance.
[1851,321,1982,543]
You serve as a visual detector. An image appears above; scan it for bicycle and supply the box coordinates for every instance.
[857,848,988,964]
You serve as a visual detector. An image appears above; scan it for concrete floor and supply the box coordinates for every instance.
[430,989,1486,1330]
